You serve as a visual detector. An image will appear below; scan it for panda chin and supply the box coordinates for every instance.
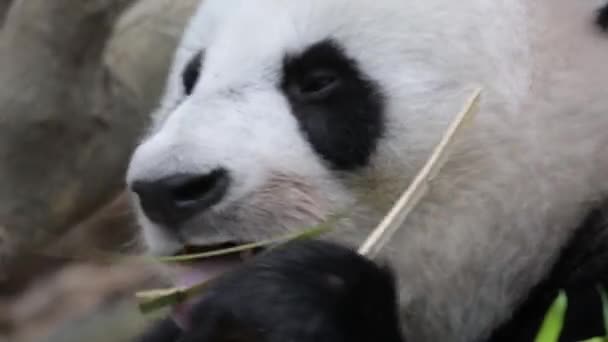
[168,244,261,330]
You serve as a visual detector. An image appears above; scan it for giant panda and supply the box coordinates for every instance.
[126,0,608,341]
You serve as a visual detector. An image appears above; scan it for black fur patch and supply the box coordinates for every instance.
[182,51,204,95]
[488,201,608,342]
[597,3,608,32]
[595,3,608,32]
[140,240,404,342]
[281,40,385,171]
[137,318,181,342]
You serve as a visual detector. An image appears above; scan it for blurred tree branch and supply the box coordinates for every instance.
[0,0,140,275]
[0,0,196,277]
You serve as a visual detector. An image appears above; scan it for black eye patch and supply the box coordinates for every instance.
[182,51,204,95]
[281,40,385,171]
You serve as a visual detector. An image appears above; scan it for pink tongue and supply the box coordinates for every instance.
[170,255,242,330]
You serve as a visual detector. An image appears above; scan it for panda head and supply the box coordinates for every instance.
[127,0,525,281]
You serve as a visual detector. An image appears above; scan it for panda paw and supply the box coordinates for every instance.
[141,239,404,342]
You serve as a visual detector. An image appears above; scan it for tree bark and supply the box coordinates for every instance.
[0,0,146,276]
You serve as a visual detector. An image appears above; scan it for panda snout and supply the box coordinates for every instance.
[130,168,230,227]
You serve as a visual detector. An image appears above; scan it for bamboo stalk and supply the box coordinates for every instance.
[358,87,481,258]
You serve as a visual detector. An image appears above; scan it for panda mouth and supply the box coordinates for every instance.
[169,242,264,330]
[173,242,265,261]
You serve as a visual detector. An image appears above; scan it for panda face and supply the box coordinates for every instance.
[128,0,608,339]
[126,0,521,257]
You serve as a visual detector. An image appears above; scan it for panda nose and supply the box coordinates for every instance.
[131,169,230,227]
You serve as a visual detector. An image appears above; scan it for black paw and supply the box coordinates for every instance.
[138,318,182,342]
[152,239,404,342]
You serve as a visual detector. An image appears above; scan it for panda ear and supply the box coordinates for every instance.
[182,51,204,96]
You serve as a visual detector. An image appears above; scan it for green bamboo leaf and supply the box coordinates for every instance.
[580,337,605,342]
[534,291,568,342]
[136,278,213,314]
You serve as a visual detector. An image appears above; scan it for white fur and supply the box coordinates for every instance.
[127,0,608,340]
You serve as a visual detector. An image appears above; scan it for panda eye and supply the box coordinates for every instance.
[290,68,341,101]
[182,51,204,96]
